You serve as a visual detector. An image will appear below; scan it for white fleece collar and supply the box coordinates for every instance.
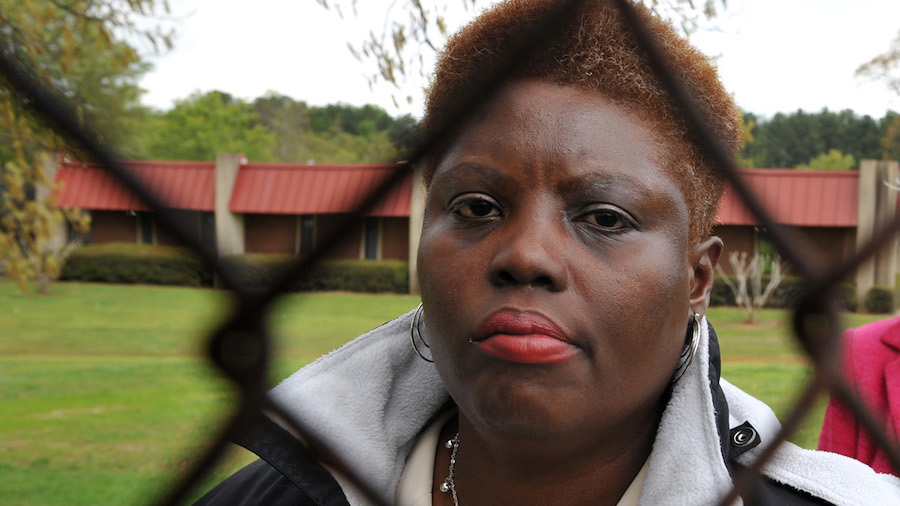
[269,311,900,505]
[637,316,736,504]
[269,311,448,505]
[724,379,900,505]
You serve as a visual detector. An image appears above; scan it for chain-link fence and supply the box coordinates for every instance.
[2,1,899,504]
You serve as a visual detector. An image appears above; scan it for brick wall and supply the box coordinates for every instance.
[315,214,362,260]
[90,211,136,243]
[381,217,409,260]
[714,225,755,274]
[245,214,297,254]
[156,210,204,247]
[90,210,412,260]
[789,226,856,277]
[713,224,856,279]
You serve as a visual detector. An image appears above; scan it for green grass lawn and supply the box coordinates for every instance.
[0,282,886,505]
[708,307,887,454]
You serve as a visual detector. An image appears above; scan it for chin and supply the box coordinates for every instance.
[460,373,590,440]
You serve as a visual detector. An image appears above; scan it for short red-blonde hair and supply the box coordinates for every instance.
[422,0,742,243]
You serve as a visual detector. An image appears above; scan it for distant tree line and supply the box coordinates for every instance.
[741,109,900,169]
[130,92,900,169]
[128,91,421,164]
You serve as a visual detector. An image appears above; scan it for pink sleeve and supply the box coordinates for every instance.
[817,328,860,457]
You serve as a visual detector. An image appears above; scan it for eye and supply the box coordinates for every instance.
[580,208,632,231]
[449,194,502,219]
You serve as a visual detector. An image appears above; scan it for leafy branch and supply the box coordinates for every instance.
[857,30,900,96]
[315,0,726,108]
[0,0,169,293]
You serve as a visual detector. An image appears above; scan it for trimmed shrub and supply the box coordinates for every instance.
[711,274,857,312]
[894,273,900,308]
[60,242,212,286]
[710,275,737,307]
[60,247,410,292]
[834,282,858,312]
[865,286,895,314]
[221,254,409,293]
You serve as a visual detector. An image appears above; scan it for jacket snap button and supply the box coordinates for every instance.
[732,427,757,448]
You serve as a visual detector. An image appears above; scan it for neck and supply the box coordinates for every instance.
[434,410,659,506]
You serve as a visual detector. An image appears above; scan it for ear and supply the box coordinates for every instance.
[688,236,723,315]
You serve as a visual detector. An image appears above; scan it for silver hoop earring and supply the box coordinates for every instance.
[672,313,701,383]
[410,303,433,363]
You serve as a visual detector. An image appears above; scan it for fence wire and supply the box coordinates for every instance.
[2,0,900,504]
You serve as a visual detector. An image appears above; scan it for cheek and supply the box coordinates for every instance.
[417,198,494,305]
[416,214,500,390]
[416,220,475,343]
[578,237,691,378]
[579,234,688,310]
[418,220,463,305]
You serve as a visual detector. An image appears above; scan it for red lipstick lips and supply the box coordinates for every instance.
[472,310,577,364]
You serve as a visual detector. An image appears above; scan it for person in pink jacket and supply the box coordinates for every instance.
[819,315,900,475]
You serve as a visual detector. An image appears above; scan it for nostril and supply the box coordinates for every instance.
[530,275,554,288]
[497,270,518,285]
[488,235,569,291]
[494,270,556,288]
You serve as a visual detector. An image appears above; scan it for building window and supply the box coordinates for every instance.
[137,212,154,244]
[299,216,315,255]
[364,217,380,260]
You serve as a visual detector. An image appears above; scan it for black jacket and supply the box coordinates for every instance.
[196,322,879,505]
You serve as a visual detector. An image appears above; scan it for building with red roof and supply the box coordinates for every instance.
[55,159,217,247]
[51,156,898,298]
[229,162,412,259]
[714,168,860,277]
[52,156,417,264]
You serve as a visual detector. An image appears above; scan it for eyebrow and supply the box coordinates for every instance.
[432,161,518,191]
[557,171,653,200]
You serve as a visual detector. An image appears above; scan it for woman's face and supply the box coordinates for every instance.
[418,80,719,447]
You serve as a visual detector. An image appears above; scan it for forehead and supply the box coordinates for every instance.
[432,80,684,206]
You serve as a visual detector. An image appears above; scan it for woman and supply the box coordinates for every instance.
[819,316,900,476]
[198,1,900,504]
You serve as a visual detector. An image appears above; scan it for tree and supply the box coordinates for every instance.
[145,91,276,162]
[858,31,900,162]
[883,114,900,161]
[857,30,900,96]
[795,149,856,170]
[738,112,756,168]
[388,114,422,159]
[250,94,415,163]
[253,92,312,162]
[716,252,785,324]
[298,129,400,163]
[741,109,887,168]
[749,111,817,168]
[315,0,728,107]
[308,103,394,137]
[0,0,168,293]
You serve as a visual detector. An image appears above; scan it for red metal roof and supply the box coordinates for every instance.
[229,163,412,217]
[54,159,215,211]
[57,160,853,227]
[717,169,858,227]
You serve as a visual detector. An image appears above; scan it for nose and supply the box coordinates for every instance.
[487,213,569,291]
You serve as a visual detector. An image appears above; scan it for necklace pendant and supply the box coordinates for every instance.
[442,431,460,504]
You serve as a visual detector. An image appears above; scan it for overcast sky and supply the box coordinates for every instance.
[139,0,900,120]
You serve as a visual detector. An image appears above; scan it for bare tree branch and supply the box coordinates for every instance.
[857,30,900,96]
[716,251,785,324]
[314,0,728,109]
